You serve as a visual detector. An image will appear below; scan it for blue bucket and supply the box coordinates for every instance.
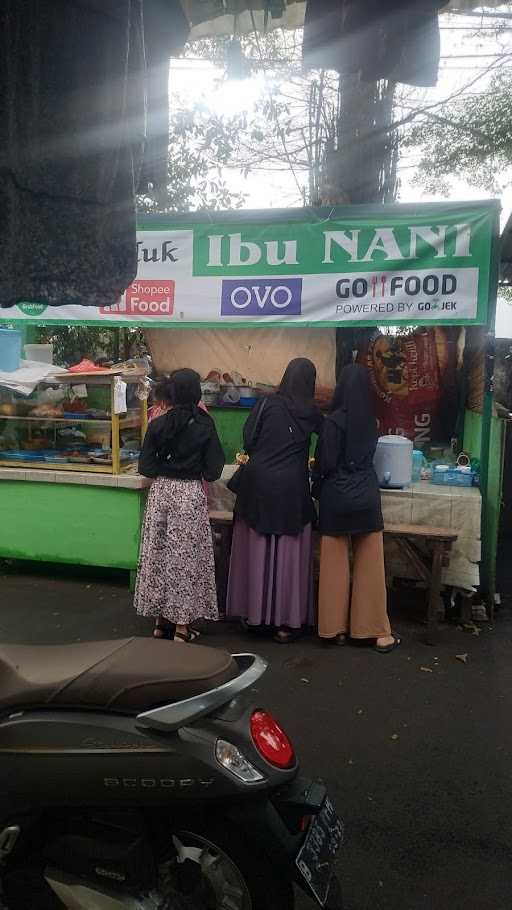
[0,329,22,372]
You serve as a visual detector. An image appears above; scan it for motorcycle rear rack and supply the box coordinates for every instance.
[136,653,267,733]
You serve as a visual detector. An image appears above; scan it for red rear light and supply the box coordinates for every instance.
[250,710,295,769]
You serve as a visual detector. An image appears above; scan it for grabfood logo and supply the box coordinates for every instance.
[221,278,302,317]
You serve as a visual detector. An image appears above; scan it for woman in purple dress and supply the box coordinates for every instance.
[226,358,322,643]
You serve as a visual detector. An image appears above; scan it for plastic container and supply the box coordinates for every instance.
[0,329,22,372]
[374,435,413,489]
[24,343,53,364]
[412,449,427,483]
[44,455,69,464]
[431,466,474,487]
[238,386,257,399]
[219,385,241,406]
[239,397,258,408]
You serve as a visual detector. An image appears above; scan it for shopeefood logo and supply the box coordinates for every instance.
[221,278,302,317]
[100,280,175,317]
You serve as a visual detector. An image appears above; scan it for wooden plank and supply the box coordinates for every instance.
[209,510,234,524]
[208,512,458,540]
[385,523,458,542]
[207,514,459,543]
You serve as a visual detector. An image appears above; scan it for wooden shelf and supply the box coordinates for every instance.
[0,460,137,473]
[0,460,112,473]
[0,415,142,428]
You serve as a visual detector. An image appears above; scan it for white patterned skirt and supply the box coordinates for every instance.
[134,478,218,625]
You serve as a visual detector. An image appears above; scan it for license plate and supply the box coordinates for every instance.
[295,797,344,906]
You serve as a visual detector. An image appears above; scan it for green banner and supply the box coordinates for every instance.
[0,201,499,328]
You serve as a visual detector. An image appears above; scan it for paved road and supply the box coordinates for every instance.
[1,562,511,910]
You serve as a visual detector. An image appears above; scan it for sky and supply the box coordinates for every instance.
[170,9,512,216]
[168,9,512,334]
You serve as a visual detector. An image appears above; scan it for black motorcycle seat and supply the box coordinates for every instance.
[0,637,238,714]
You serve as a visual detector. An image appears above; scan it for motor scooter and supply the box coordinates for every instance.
[0,637,343,909]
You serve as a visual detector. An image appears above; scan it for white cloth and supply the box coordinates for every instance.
[0,360,65,396]
[146,327,336,389]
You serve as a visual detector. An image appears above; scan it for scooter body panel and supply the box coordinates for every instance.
[0,701,293,814]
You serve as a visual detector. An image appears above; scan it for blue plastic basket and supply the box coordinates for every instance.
[431,468,474,487]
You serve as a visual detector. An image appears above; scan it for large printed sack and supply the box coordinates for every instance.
[362,328,458,446]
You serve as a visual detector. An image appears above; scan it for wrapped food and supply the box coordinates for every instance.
[67,359,104,373]
[30,402,64,418]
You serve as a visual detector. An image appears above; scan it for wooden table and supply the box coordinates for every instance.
[384,524,458,644]
[210,511,459,643]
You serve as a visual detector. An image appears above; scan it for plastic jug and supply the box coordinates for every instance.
[374,435,413,489]
[412,449,427,483]
[0,329,22,372]
[24,343,53,364]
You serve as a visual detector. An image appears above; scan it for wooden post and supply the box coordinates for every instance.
[111,378,121,475]
[426,543,443,646]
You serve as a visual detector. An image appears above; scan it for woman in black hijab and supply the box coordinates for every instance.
[313,364,399,653]
[227,358,323,643]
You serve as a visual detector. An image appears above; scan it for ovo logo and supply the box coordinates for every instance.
[221,278,302,317]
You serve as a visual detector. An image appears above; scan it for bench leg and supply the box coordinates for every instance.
[129,569,137,594]
[460,591,473,624]
[426,543,443,645]
[214,525,233,617]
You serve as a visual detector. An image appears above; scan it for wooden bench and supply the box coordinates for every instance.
[384,524,458,644]
[210,511,458,642]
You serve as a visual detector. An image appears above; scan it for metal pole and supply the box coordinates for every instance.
[479,207,501,616]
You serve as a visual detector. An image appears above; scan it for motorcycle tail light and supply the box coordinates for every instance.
[216,739,265,783]
[250,710,295,769]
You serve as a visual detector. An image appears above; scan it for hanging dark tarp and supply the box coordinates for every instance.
[184,0,511,41]
[303,0,448,88]
[0,0,188,310]
[0,0,504,310]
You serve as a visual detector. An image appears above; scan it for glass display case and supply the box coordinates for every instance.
[0,370,148,474]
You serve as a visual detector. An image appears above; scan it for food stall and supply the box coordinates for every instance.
[0,361,148,584]
[0,201,501,603]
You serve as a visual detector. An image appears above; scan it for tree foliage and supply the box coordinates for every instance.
[35,326,149,367]
[137,104,247,213]
[404,70,512,196]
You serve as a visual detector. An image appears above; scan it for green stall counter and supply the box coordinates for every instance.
[0,470,149,585]
[463,409,505,597]
[209,404,318,461]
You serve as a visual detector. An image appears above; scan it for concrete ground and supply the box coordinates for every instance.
[1,561,511,910]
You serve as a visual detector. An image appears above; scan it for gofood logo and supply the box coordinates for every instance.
[221,278,302,317]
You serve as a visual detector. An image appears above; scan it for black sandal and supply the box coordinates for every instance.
[321,634,347,647]
[273,628,301,644]
[153,621,174,640]
[374,633,401,654]
[174,628,201,643]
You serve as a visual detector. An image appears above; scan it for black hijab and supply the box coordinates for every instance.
[330,363,378,466]
[161,368,203,439]
[277,357,317,419]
